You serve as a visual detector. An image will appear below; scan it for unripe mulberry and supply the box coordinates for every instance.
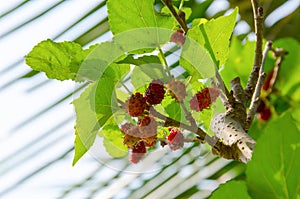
[130,141,146,164]
[125,92,146,116]
[189,88,219,112]
[166,79,187,101]
[138,115,158,137]
[167,128,184,151]
[170,29,186,46]
[145,80,165,105]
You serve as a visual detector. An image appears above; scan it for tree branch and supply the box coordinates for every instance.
[161,0,189,33]
[245,3,264,101]
[246,41,272,129]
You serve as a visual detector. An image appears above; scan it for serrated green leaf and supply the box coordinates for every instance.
[101,123,128,158]
[26,39,96,81]
[187,7,238,68]
[72,83,99,166]
[246,112,300,199]
[210,180,251,199]
[107,0,174,35]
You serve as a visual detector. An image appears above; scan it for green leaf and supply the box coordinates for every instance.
[73,129,90,166]
[72,62,127,165]
[101,123,128,158]
[26,39,95,81]
[246,112,300,199]
[72,83,99,166]
[179,35,215,80]
[107,0,174,35]
[186,7,238,68]
[273,38,300,102]
[77,41,126,81]
[210,180,251,199]
[161,96,184,122]
[131,63,168,89]
[221,37,256,88]
[118,55,161,66]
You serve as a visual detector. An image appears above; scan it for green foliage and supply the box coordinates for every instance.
[187,8,238,68]
[24,1,300,197]
[26,39,97,81]
[72,83,99,165]
[210,180,251,199]
[246,113,300,199]
[107,0,174,35]
[221,37,256,88]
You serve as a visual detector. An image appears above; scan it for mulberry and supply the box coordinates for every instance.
[167,128,184,151]
[138,116,158,137]
[170,29,186,46]
[130,141,146,164]
[125,92,146,116]
[166,79,187,101]
[189,88,219,112]
[145,80,165,105]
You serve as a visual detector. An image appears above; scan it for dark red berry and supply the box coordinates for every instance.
[125,92,146,116]
[167,128,184,150]
[256,100,266,113]
[145,80,165,105]
[262,69,275,91]
[123,133,141,149]
[138,116,158,137]
[170,30,186,46]
[189,88,219,112]
[130,141,146,164]
[166,79,187,102]
[258,107,271,121]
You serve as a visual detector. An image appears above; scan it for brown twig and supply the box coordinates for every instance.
[161,0,189,33]
[246,41,272,129]
[245,4,264,101]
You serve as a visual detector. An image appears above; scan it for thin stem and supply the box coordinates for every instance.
[161,0,189,33]
[180,101,197,128]
[245,2,264,101]
[246,41,272,129]
[179,0,184,10]
[158,47,172,78]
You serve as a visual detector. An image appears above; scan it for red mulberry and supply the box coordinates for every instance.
[130,141,146,164]
[166,79,187,102]
[138,116,158,137]
[189,88,219,112]
[125,92,146,116]
[145,80,165,105]
[167,128,184,151]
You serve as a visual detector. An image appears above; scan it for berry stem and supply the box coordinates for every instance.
[158,47,172,79]
[161,0,189,33]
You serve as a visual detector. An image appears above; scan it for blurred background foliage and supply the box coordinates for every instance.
[0,0,299,198]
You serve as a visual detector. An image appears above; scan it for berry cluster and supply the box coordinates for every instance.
[189,88,220,112]
[122,80,219,163]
